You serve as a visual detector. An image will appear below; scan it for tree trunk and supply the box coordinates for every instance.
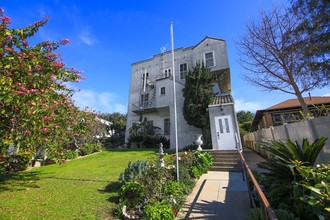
[295,92,310,118]
[287,72,310,117]
[290,81,310,117]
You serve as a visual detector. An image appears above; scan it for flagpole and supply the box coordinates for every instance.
[170,22,179,182]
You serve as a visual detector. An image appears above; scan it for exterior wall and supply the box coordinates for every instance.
[243,115,330,164]
[125,37,231,150]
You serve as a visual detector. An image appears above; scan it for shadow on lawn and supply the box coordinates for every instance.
[98,181,122,203]
[0,171,42,192]
[44,176,111,183]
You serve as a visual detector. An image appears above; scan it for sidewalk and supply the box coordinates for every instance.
[176,148,266,220]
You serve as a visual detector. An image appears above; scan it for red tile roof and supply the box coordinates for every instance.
[266,96,330,110]
[210,94,234,105]
[251,96,330,128]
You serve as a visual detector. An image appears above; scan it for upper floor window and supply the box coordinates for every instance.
[204,51,215,68]
[142,72,149,90]
[179,63,188,80]
[160,87,166,95]
[164,69,171,78]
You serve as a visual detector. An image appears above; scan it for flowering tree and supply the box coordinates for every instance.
[0,9,98,155]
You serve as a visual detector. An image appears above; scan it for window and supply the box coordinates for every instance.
[164,69,171,78]
[273,114,282,124]
[164,118,170,135]
[224,118,230,133]
[204,51,215,68]
[140,93,149,108]
[218,119,223,133]
[179,63,188,79]
[142,72,149,89]
[160,87,166,95]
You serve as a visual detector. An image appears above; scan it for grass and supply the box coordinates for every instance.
[0,149,158,219]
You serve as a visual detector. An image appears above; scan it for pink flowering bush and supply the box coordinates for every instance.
[0,8,100,157]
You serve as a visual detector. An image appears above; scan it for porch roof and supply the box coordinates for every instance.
[210,94,234,106]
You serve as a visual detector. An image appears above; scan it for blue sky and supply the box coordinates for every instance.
[2,0,330,114]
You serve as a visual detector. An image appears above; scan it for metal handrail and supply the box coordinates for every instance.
[238,150,278,220]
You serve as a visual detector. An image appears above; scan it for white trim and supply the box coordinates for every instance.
[204,51,216,68]
[179,62,188,80]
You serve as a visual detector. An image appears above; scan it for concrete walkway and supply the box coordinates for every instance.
[176,148,267,220]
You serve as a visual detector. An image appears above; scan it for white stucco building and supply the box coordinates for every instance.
[125,37,241,150]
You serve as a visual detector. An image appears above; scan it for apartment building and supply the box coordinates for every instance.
[125,37,241,150]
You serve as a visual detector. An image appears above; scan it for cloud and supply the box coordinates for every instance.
[72,89,127,113]
[78,26,98,46]
[323,93,330,97]
[234,99,262,113]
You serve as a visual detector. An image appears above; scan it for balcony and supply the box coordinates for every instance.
[156,73,171,81]
[132,102,157,114]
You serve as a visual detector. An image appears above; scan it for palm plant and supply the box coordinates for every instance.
[259,137,328,214]
[128,115,161,148]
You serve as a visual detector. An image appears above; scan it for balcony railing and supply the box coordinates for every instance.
[156,73,171,81]
[132,102,157,114]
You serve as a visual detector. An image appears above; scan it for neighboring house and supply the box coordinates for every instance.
[252,96,330,130]
[95,117,113,138]
[125,36,241,150]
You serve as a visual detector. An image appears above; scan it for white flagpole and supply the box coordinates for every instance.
[170,22,179,182]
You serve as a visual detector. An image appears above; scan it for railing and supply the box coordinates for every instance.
[156,73,171,81]
[238,150,278,220]
[131,101,157,113]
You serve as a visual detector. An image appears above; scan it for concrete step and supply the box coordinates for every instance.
[208,150,241,172]
[209,166,241,172]
[213,161,240,166]
[207,150,239,154]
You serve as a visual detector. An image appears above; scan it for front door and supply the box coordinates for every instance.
[214,116,236,150]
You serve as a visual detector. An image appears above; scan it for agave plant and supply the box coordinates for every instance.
[258,137,328,215]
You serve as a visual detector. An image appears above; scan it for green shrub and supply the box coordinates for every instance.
[246,208,262,220]
[127,134,143,148]
[259,137,328,216]
[142,201,175,220]
[117,151,211,220]
[293,162,330,220]
[153,136,170,149]
[178,164,195,192]
[101,135,125,149]
[119,181,145,208]
[119,160,149,183]
[0,160,6,174]
[246,208,297,220]
[139,166,172,203]
[191,165,202,178]
[62,150,78,160]
[163,180,186,197]
[163,180,187,211]
[182,144,196,151]
[79,143,102,156]
[6,152,32,173]
[179,151,195,170]
[190,152,213,178]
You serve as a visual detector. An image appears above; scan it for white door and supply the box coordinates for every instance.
[214,116,236,150]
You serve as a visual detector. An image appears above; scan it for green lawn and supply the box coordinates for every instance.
[0,149,157,219]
